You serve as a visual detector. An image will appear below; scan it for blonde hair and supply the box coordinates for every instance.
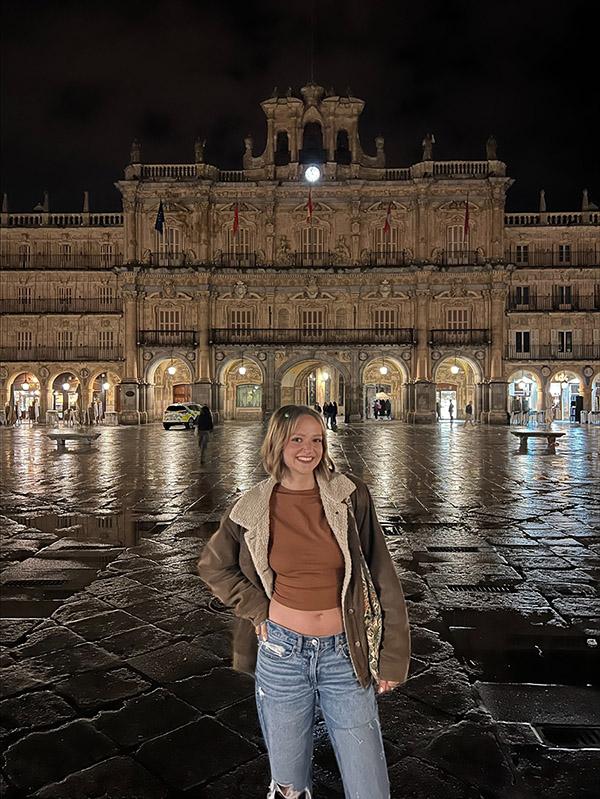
[260,405,335,482]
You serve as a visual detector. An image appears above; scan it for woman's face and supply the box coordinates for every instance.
[282,415,324,480]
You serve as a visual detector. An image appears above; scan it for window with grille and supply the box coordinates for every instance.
[59,243,73,262]
[515,245,529,265]
[558,244,571,264]
[446,225,465,253]
[557,331,573,353]
[58,286,73,305]
[373,309,395,329]
[515,331,530,353]
[99,286,113,306]
[230,309,252,330]
[555,285,572,305]
[156,227,182,264]
[100,243,114,266]
[514,286,530,305]
[158,309,181,331]
[301,309,324,331]
[98,331,114,351]
[57,331,74,350]
[373,226,399,254]
[447,308,469,329]
[18,243,31,265]
[227,227,251,256]
[301,227,324,257]
[17,287,32,305]
[17,330,32,350]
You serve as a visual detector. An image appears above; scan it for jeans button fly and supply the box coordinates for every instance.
[312,639,318,646]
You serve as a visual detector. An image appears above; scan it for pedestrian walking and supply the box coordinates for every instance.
[329,400,338,430]
[373,399,381,419]
[313,403,322,415]
[322,401,330,423]
[384,399,391,420]
[464,402,475,427]
[197,405,410,799]
[435,400,441,421]
[448,400,454,422]
[194,404,214,464]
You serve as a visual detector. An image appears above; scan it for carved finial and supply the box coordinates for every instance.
[375,135,385,153]
[582,188,589,211]
[194,137,206,163]
[422,133,435,160]
[82,191,89,213]
[486,134,497,160]
[285,86,293,97]
[244,134,253,154]
[539,189,546,213]
[130,139,141,163]
[2,193,7,214]
[270,86,279,99]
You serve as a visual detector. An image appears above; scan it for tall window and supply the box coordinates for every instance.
[301,309,324,331]
[558,244,571,264]
[59,243,73,264]
[514,286,530,305]
[18,243,31,266]
[156,227,182,265]
[98,330,114,351]
[515,331,531,353]
[554,285,573,306]
[236,384,262,408]
[227,227,251,257]
[58,286,73,305]
[515,245,529,265]
[57,330,74,350]
[17,330,32,350]
[17,286,32,305]
[557,330,573,353]
[447,308,469,329]
[301,227,324,259]
[446,225,465,262]
[158,309,181,331]
[335,130,351,164]
[230,309,252,330]
[373,226,399,256]
[99,286,113,307]
[373,309,395,329]
[100,243,114,267]
[274,131,290,166]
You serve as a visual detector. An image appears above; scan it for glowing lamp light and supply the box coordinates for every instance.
[379,365,388,375]
[102,381,110,391]
[518,381,526,390]
[238,365,247,376]
[62,382,70,391]
[322,371,330,381]
[450,364,460,375]
[305,165,321,183]
[167,365,177,376]
[21,382,30,391]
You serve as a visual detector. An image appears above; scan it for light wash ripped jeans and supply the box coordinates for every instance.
[255,620,390,799]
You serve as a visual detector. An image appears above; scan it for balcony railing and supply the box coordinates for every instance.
[147,252,190,267]
[366,250,411,267]
[505,249,599,267]
[3,213,123,227]
[138,330,198,347]
[507,293,600,312]
[219,252,258,268]
[505,345,600,361]
[430,329,491,346]
[438,250,487,266]
[0,254,124,270]
[0,347,123,362]
[290,252,337,268]
[210,328,416,346]
[0,299,123,314]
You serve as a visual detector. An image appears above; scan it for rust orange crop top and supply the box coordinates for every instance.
[268,483,344,611]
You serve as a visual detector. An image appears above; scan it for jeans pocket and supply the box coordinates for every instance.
[337,640,351,660]
[259,638,295,661]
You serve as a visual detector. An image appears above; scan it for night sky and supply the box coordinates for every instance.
[1,0,598,214]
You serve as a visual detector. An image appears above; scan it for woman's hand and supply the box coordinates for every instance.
[377,679,399,694]
[255,622,268,641]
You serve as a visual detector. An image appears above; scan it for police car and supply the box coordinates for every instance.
[162,403,202,430]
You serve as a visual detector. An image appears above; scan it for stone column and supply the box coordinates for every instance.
[408,288,435,423]
[487,286,508,424]
[192,290,213,406]
[263,351,277,419]
[118,288,140,424]
[348,351,362,422]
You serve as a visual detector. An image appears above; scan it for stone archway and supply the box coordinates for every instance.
[6,370,42,423]
[548,369,583,422]
[87,368,122,416]
[506,368,543,419]
[360,355,409,420]
[433,355,483,420]
[144,356,194,421]
[278,356,351,422]
[217,356,265,420]
[592,372,600,414]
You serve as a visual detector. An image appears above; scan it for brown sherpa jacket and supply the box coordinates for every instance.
[196,471,410,688]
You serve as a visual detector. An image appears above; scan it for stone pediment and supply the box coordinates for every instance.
[437,200,479,212]
[434,288,481,299]
[365,200,409,213]
[217,201,261,213]
[292,200,333,214]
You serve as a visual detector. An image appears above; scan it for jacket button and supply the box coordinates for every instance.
[355,641,361,648]
[348,608,355,614]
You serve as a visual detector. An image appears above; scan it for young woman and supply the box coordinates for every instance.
[197,405,410,798]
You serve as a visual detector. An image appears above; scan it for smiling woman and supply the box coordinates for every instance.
[197,404,410,797]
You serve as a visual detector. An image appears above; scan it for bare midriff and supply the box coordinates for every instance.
[269,596,344,636]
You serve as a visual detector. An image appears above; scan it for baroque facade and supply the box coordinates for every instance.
[1,83,599,424]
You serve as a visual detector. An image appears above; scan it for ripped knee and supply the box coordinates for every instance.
[268,780,312,799]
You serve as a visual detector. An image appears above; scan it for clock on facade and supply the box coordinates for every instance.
[304,165,321,183]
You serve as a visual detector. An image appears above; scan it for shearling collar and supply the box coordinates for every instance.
[229,471,357,530]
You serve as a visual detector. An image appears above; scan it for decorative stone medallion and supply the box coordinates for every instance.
[431,350,441,361]
[187,352,196,361]
[38,366,49,379]
[143,351,153,361]
[257,352,267,361]
[583,365,593,377]
[541,366,551,377]
[475,350,485,360]
[401,350,412,361]
[358,352,368,361]
[215,351,225,361]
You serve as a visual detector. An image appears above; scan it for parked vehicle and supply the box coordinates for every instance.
[162,403,202,430]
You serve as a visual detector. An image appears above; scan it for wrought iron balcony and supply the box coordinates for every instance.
[210,328,415,346]
[0,347,123,362]
[366,250,411,267]
[138,330,198,347]
[289,252,337,268]
[438,250,487,267]
[147,252,190,267]
[507,291,600,311]
[429,329,491,346]
[219,252,258,268]
[505,345,600,360]
[505,249,599,267]
[0,254,124,270]
[0,298,123,314]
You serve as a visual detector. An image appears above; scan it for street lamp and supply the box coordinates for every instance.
[238,355,247,376]
[102,381,110,391]
[450,364,460,375]
[62,382,70,391]
[21,382,30,391]
[322,371,329,381]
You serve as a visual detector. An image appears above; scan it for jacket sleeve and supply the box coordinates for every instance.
[352,479,411,683]
[196,510,269,627]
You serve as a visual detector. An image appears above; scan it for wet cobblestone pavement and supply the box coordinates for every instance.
[1,421,599,798]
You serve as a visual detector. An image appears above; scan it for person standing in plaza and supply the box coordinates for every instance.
[464,402,475,427]
[197,405,410,799]
[329,400,338,430]
[448,400,454,422]
[194,404,213,464]
[435,400,441,421]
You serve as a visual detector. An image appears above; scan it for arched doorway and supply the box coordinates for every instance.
[434,356,482,420]
[279,358,348,423]
[145,357,194,421]
[8,371,41,423]
[507,369,542,419]
[362,356,407,420]
[548,370,582,421]
[51,372,82,419]
[219,357,264,420]
[89,370,121,419]
[592,372,600,414]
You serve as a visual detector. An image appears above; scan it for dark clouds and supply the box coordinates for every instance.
[1,0,597,212]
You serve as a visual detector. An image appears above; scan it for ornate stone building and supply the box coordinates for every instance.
[1,83,599,424]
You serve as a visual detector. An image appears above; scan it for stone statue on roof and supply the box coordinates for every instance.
[486,135,497,160]
[421,133,434,161]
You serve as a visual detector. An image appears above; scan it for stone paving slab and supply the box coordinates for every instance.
[0,422,599,796]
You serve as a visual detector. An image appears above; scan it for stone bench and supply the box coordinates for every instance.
[47,431,101,450]
[510,429,565,454]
